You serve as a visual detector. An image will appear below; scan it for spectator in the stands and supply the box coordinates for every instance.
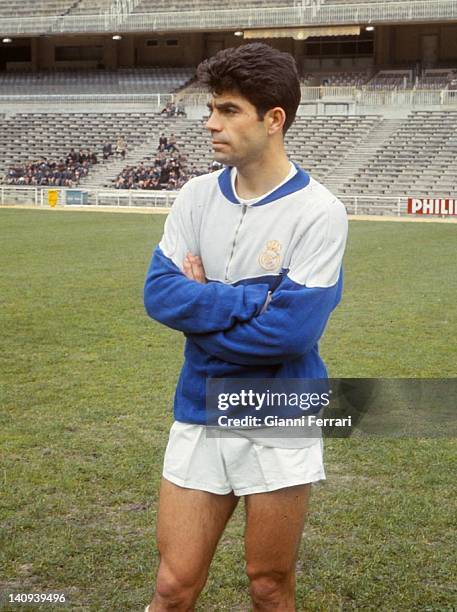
[160,101,178,117]
[176,100,186,116]
[116,136,127,159]
[103,142,113,160]
[167,133,179,153]
[160,102,172,116]
[158,134,168,151]
[113,134,207,191]
[5,149,97,187]
[88,150,98,165]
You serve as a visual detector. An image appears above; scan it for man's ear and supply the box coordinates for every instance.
[266,107,286,136]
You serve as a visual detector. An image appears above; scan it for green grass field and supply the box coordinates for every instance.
[1,208,456,611]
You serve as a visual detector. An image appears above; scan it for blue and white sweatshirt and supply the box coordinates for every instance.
[144,163,348,446]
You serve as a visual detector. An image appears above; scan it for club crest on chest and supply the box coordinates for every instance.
[258,240,282,271]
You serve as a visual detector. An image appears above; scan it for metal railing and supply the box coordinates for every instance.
[355,88,456,106]
[0,88,456,108]
[1,0,457,36]
[2,185,452,218]
[177,88,457,106]
[0,93,173,106]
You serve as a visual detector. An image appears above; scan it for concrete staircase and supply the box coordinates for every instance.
[323,117,407,194]
[80,139,159,188]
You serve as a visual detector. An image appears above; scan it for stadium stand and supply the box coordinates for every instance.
[285,115,381,181]
[323,116,405,194]
[322,0,419,3]
[5,150,97,187]
[0,111,169,182]
[368,69,413,90]
[0,0,76,16]
[90,115,383,188]
[132,0,309,13]
[313,71,372,86]
[69,0,112,14]
[2,110,457,199]
[0,68,195,95]
[336,111,457,198]
[415,69,457,90]
[183,67,455,94]
[113,134,202,190]
[6,67,453,97]
[181,70,371,93]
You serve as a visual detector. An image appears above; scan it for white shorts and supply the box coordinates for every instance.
[163,421,326,497]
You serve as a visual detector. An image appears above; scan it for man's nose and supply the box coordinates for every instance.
[205,113,221,132]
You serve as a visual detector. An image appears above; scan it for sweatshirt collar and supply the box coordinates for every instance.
[218,162,310,206]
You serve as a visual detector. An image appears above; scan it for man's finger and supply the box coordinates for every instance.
[190,256,207,284]
[182,257,194,280]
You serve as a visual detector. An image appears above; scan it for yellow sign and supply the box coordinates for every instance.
[48,190,58,208]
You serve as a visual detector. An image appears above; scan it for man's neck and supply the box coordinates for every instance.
[234,150,291,201]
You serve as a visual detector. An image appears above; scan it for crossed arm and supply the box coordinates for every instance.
[145,188,347,366]
[176,252,342,367]
[145,248,342,366]
[143,245,270,335]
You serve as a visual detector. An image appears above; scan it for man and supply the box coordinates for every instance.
[144,43,348,611]
[166,133,179,153]
[158,133,168,151]
[88,149,97,165]
[103,141,113,160]
[116,136,127,159]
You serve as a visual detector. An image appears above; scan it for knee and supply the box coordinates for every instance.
[247,568,293,607]
[154,563,205,608]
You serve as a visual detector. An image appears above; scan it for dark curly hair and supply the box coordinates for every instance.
[196,43,301,134]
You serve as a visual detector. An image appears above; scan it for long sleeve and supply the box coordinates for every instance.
[188,197,348,365]
[144,180,269,334]
[144,247,269,334]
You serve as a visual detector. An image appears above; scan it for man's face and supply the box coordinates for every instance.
[206,91,269,167]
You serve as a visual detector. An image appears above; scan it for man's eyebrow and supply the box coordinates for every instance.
[206,101,241,111]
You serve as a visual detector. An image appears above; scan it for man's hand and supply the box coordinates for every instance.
[183,252,207,284]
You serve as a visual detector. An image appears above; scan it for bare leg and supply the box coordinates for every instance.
[244,484,311,611]
[148,477,239,611]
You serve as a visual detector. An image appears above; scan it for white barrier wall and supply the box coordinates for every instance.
[0,185,447,218]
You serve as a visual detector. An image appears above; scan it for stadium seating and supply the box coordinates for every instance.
[69,0,112,14]
[182,70,371,93]
[0,0,75,16]
[415,69,457,90]
[0,0,422,19]
[285,115,381,180]
[312,71,372,86]
[0,0,125,16]
[0,112,379,188]
[0,111,161,180]
[337,111,457,198]
[0,68,195,95]
[0,112,216,187]
[133,0,306,13]
[368,69,413,90]
[322,0,419,3]
[1,109,456,198]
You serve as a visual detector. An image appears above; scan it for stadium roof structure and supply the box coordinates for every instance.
[1,0,457,37]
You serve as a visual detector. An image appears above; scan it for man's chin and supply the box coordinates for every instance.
[212,151,234,166]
